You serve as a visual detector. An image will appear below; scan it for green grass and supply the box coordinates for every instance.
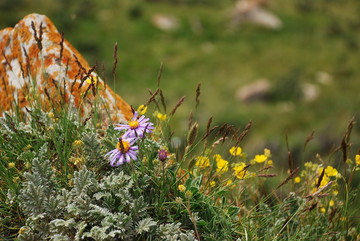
[2,1,360,162]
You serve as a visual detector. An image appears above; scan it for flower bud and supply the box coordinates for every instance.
[158,149,169,162]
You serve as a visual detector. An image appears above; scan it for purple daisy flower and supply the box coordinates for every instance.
[114,111,154,138]
[105,137,138,166]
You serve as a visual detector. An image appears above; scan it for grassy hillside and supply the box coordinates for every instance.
[1,0,360,162]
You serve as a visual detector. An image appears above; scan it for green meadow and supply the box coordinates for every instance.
[2,0,360,159]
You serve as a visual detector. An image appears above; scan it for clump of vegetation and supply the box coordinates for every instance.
[0,74,359,240]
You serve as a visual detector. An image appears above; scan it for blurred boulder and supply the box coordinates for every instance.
[316,71,333,85]
[231,0,282,30]
[0,13,132,122]
[151,14,180,31]
[301,83,319,102]
[235,79,271,102]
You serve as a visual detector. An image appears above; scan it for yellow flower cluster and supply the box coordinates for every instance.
[195,156,210,168]
[233,162,247,179]
[73,140,83,149]
[229,146,242,156]
[214,154,229,173]
[316,165,340,188]
[355,154,360,166]
[233,162,255,179]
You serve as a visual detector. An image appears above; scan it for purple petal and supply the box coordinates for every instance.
[116,155,125,166]
[124,154,131,163]
[132,112,138,120]
[128,152,137,160]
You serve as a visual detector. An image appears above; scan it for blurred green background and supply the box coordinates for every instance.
[1,0,360,164]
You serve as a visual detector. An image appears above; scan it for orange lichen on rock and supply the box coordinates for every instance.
[0,13,132,122]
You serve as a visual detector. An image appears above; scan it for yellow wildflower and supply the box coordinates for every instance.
[267,160,273,166]
[74,158,84,166]
[317,175,330,188]
[264,148,271,157]
[18,227,28,235]
[137,105,148,115]
[294,177,301,183]
[70,157,84,166]
[185,190,192,197]
[73,140,83,148]
[216,158,229,173]
[12,176,20,183]
[8,162,16,169]
[233,162,247,179]
[305,162,319,171]
[355,154,360,166]
[210,181,216,187]
[329,200,335,207]
[253,154,267,163]
[48,112,55,118]
[23,144,32,151]
[213,154,222,162]
[304,161,313,168]
[165,159,175,169]
[332,190,339,196]
[319,207,326,213]
[156,112,167,121]
[178,185,186,192]
[229,146,242,156]
[226,179,236,189]
[25,162,31,169]
[324,166,338,177]
[195,156,210,168]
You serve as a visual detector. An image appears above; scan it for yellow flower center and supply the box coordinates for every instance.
[128,120,140,129]
[116,140,131,153]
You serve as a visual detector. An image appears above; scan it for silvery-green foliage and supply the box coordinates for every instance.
[18,159,197,240]
[136,217,157,234]
[82,132,104,165]
[19,158,57,216]
[157,223,197,241]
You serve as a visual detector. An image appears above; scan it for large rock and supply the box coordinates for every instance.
[0,13,132,122]
[235,79,271,102]
[231,0,282,30]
